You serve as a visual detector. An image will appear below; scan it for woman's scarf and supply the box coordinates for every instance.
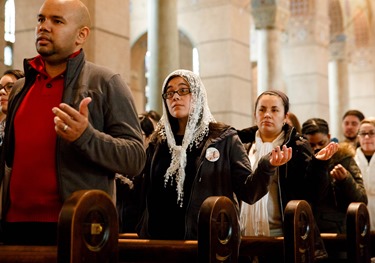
[156,69,216,206]
[240,130,284,236]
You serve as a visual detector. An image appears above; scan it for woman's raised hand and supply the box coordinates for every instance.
[315,142,339,161]
[270,145,292,167]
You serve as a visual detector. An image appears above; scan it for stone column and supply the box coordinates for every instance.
[328,35,348,139]
[13,0,43,70]
[147,0,179,114]
[348,47,375,119]
[177,1,253,128]
[283,0,330,122]
[83,0,131,83]
[251,0,289,94]
[0,0,6,73]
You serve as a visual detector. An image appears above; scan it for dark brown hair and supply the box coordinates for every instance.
[254,90,290,115]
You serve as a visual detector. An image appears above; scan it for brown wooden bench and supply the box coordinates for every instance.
[0,191,240,263]
[117,195,240,263]
[238,200,315,263]
[322,202,373,263]
[117,199,316,263]
[0,190,373,263]
[240,201,375,263]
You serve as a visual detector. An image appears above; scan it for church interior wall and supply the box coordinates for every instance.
[3,0,375,134]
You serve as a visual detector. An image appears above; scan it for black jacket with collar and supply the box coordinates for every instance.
[138,122,276,239]
[237,124,331,259]
[237,124,331,214]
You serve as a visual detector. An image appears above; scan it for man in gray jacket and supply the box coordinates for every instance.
[0,0,145,245]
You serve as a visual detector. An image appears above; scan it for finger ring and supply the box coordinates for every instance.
[63,124,69,132]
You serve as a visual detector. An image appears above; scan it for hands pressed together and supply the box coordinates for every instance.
[52,97,92,142]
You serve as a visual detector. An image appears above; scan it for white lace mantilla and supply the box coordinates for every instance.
[156,69,216,206]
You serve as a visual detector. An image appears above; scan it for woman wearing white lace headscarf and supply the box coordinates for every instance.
[137,70,292,240]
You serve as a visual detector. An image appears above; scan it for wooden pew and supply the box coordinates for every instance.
[0,192,240,263]
[0,189,119,263]
[117,195,240,263]
[0,190,372,263]
[118,199,315,263]
[322,202,372,263]
[239,200,315,263]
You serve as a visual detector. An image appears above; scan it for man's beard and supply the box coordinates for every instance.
[36,44,55,57]
[346,135,357,141]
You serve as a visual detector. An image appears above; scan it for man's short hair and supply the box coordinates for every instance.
[342,110,365,121]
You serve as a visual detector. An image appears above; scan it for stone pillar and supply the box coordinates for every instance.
[283,0,330,122]
[328,35,348,139]
[348,47,375,119]
[0,0,6,73]
[177,1,253,128]
[251,0,289,94]
[83,0,131,83]
[13,0,43,71]
[147,0,179,114]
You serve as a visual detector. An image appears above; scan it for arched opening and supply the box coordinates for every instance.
[130,30,195,113]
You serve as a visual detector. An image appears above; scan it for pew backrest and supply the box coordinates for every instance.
[58,189,119,263]
[284,200,315,263]
[346,202,371,263]
[198,196,240,263]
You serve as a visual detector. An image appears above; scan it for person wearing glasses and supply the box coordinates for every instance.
[355,119,375,231]
[302,118,367,235]
[137,69,292,240]
[0,69,25,147]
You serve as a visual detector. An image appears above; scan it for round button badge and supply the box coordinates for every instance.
[205,147,220,162]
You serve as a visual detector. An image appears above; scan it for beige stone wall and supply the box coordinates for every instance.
[179,1,253,128]
[5,0,375,125]
[13,0,43,70]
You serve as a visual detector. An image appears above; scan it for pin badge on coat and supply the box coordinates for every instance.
[206,147,220,162]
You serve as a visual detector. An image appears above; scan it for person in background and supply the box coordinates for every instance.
[237,90,338,262]
[116,113,155,232]
[146,109,161,127]
[285,111,302,134]
[0,0,145,245]
[354,119,375,231]
[342,109,365,149]
[0,69,25,147]
[302,118,367,234]
[138,70,292,240]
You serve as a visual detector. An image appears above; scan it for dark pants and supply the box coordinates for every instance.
[2,222,58,245]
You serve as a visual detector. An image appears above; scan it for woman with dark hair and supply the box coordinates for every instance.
[138,113,155,148]
[285,112,302,134]
[237,90,338,262]
[137,70,292,240]
[302,118,367,234]
[0,69,25,147]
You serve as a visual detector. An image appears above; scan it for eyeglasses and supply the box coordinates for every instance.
[358,131,375,138]
[162,88,191,100]
[0,82,14,94]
